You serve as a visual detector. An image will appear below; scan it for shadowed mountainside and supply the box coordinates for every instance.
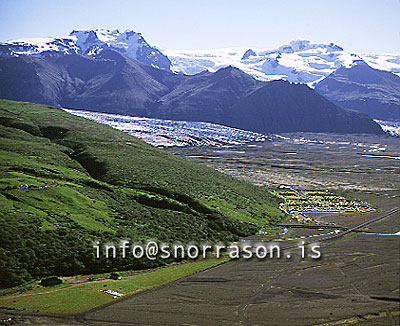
[0,50,383,134]
[227,80,383,133]
[315,61,400,121]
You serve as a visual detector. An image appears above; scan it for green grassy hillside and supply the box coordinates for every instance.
[0,99,284,288]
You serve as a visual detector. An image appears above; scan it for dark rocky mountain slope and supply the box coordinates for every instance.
[227,80,383,133]
[315,61,400,121]
[0,51,383,134]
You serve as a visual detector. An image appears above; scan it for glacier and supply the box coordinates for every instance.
[164,40,400,87]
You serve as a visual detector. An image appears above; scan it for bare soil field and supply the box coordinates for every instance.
[79,203,399,325]
[169,133,400,191]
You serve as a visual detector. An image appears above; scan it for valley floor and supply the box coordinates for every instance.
[84,206,400,326]
[1,133,399,325]
[1,196,398,325]
[169,133,400,191]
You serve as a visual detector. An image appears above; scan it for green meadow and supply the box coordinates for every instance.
[0,99,285,289]
[0,258,229,314]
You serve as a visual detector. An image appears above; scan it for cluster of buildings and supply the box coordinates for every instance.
[276,189,374,225]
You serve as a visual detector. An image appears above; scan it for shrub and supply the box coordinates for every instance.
[39,276,62,287]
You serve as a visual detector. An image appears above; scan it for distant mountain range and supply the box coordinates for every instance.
[165,40,400,87]
[0,49,383,134]
[315,60,400,121]
[0,29,171,70]
[1,30,399,86]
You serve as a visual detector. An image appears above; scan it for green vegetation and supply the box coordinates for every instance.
[0,99,284,289]
[0,258,228,313]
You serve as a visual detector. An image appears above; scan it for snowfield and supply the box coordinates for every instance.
[0,29,171,70]
[1,29,147,59]
[164,40,400,87]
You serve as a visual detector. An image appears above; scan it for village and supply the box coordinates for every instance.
[274,188,375,224]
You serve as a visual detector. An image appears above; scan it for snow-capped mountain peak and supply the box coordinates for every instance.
[275,39,343,54]
[1,31,399,86]
[69,29,141,58]
[165,40,400,87]
[0,28,171,70]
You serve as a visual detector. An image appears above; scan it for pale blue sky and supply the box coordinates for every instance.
[0,0,399,53]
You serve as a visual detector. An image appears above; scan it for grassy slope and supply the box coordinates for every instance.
[0,258,229,314]
[0,99,285,287]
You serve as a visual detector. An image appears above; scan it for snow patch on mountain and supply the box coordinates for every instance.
[164,40,400,87]
[361,54,400,76]
[375,120,400,137]
[0,37,79,57]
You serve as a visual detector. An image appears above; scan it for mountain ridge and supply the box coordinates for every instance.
[0,51,384,134]
[2,30,400,86]
[227,80,383,133]
[0,28,171,71]
[165,40,400,86]
[315,61,400,121]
